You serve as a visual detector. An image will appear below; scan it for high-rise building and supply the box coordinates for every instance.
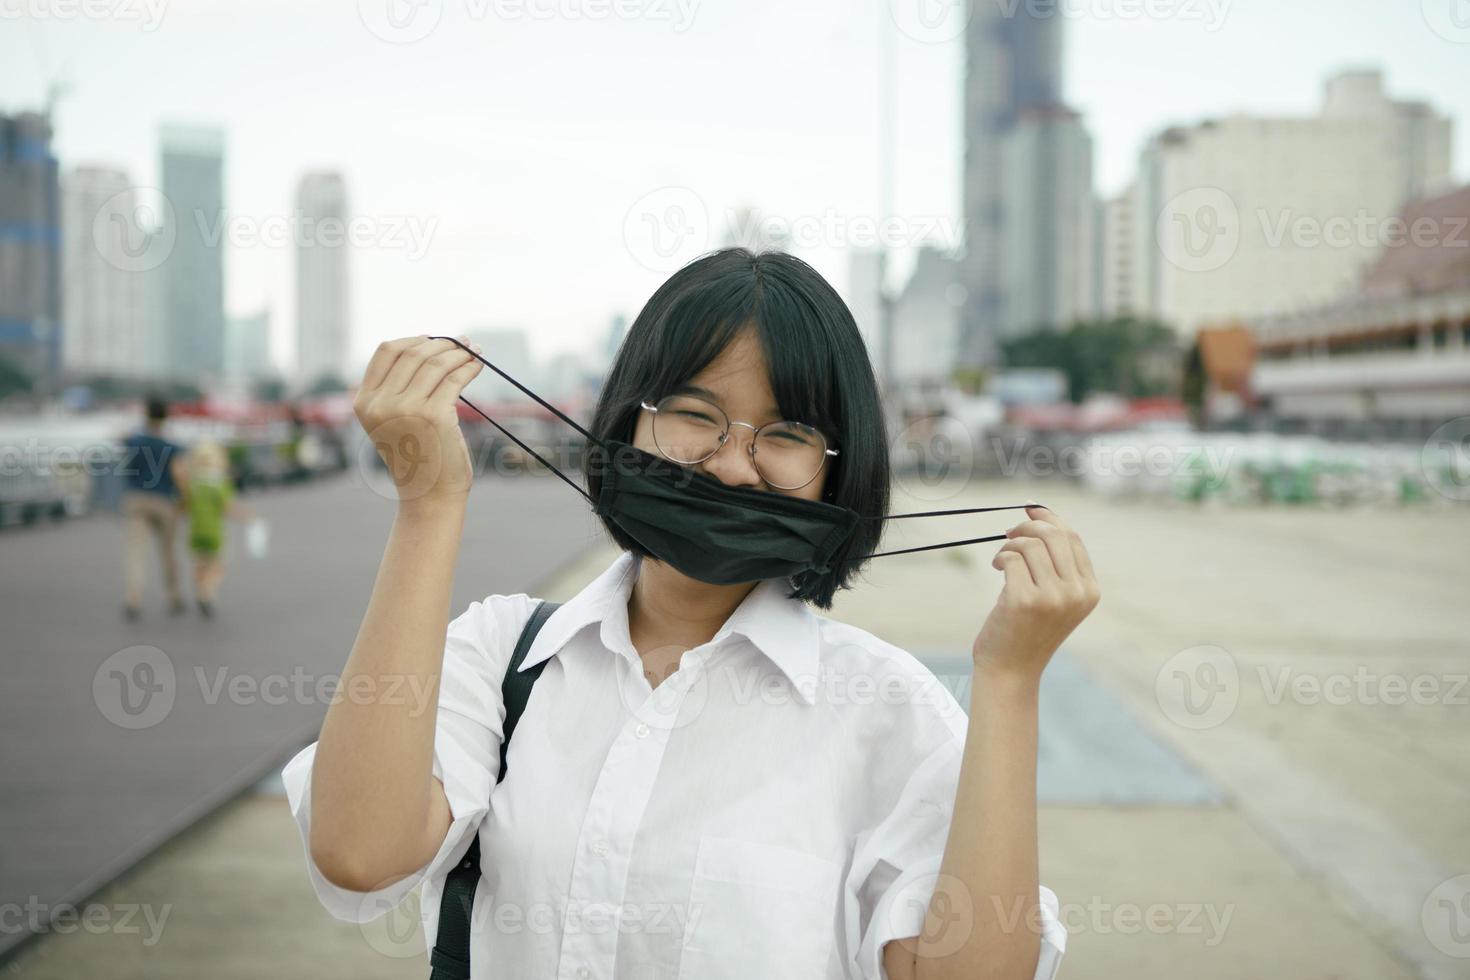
[1132,68,1453,336]
[226,309,272,382]
[1000,106,1097,335]
[295,172,350,389]
[0,111,62,392]
[891,246,964,386]
[843,248,884,372]
[62,166,151,377]
[1100,184,1138,318]
[160,124,226,383]
[466,328,536,390]
[961,3,1094,366]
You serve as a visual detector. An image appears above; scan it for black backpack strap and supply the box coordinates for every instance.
[429,598,562,980]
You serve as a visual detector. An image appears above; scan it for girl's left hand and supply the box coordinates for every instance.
[972,505,1101,681]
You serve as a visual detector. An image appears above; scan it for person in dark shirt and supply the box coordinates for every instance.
[120,395,190,620]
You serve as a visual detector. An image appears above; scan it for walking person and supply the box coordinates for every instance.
[283,248,1097,979]
[120,394,189,621]
[181,439,253,619]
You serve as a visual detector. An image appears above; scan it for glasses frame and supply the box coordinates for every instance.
[639,395,839,491]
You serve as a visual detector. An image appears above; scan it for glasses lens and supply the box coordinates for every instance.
[652,394,726,464]
[754,421,827,490]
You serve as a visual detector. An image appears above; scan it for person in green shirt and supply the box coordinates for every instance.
[180,440,253,619]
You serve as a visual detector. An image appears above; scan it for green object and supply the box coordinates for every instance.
[187,477,234,554]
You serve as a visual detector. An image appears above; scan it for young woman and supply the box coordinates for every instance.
[283,247,1098,979]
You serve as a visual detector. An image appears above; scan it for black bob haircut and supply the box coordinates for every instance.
[586,246,891,610]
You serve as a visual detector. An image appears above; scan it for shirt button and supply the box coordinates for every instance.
[634,722,650,738]
[576,968,591,980]
[591,838,610,857]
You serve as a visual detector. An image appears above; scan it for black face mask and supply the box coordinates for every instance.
[428,336,1043,587]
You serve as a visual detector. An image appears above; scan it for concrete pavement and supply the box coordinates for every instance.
[7,475,1466,978]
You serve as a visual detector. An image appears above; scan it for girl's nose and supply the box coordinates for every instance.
[700,426,764,490]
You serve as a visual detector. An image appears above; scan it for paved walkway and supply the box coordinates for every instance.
[0,470,601,963]
[7,476,1466,979]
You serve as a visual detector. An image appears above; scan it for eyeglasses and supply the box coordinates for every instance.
[639,393,838,491]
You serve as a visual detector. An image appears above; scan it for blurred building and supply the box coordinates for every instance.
[1131,68,1453,337]
[466,327,536,389]
[62,166,151,378]
[160,124,226,383]
[1100,183,1138,318]
[593,314,628,378]
[0,111,62,392]
[960,3,1096,368]
[891,246,964,387]
[1000,105,1098,335]
[541,350,595,401]
[1246,183,1470,439]
[296,172,350,389]
[225,309,272,382]
[844,248,884,372]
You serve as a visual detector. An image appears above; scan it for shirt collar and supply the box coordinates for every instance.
[517,551,821,705]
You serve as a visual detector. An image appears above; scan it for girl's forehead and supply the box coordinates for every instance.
[683,333,777,403]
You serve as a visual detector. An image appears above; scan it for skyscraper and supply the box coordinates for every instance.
[1000,105,1097,334]
[0,111,62,392]
[160,124,226,383]
[1100,184,1139,318]
[62,166,151,377]
[295,172,350,389]
[844,248,884,368]
[225,309,272,382]
[961,4,1096,367]
[960,2,1064,368]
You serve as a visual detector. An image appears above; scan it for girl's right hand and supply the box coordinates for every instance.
[353,335,485,512]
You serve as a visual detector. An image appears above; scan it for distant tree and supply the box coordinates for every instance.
[1000,316,1181,403]
[253,377,288,402]
[950,365,992,395]
[163,379,202,403]
[0,350,33,399]
[306,372,349,396]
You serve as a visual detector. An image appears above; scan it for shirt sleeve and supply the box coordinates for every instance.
[280,591,535,926]
[843,694,1068,980]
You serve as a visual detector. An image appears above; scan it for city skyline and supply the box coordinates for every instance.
[4,0,1468,382]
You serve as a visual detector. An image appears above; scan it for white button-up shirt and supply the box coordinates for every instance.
[283,550,1067,979]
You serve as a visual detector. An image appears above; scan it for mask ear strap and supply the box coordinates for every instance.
[428,335,600,504]
[863,503,1045,521]
[853,502,1043,561]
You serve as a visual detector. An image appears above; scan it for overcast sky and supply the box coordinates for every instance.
[4,0,1468,383]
